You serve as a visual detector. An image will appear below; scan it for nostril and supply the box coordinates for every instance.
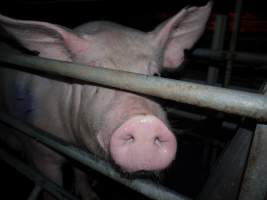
[154,137,159,144]
[154,136,163,146]
[123,134,135,144]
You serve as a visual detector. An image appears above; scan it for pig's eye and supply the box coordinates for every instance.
[153,72,161,77]
[148,61,160,76]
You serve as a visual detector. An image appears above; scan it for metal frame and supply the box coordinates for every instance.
[0,0,267,199]
[0,50,266,200]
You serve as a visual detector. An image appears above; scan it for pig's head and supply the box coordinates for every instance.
[0,2,211,173]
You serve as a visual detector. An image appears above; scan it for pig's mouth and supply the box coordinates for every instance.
[113,164,163,180]
[98,115,177,174]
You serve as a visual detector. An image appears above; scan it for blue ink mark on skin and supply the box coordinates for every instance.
[14,83,34,120]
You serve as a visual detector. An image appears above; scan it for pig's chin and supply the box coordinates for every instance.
[97,115,177,173]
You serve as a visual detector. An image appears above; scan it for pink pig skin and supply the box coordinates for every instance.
[0,2,211,199]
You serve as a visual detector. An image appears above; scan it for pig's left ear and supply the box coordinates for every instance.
[0,14,89,61]
[148,2,212,69]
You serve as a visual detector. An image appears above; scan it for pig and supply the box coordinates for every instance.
[0,2,211,200]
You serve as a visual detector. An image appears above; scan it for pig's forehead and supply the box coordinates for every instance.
[75,25,156,72]
[98,32,155,71]
[94,30,152,55]
[76,23,152,56]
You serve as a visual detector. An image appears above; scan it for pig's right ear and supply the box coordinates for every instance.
[148,2,212,70]
[0,14,89,61]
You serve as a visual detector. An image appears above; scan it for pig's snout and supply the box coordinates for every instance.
[110,115,177,172]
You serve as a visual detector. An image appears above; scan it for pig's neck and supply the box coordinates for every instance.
[67,83,106,158]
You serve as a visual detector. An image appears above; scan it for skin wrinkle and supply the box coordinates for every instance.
[56,84,76,144]
[68,83,83,145]
[94,88,119,151]
[77,86,96,149]
[76,85,114,157]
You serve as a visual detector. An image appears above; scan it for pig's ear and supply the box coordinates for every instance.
[0,14,89,61]
[149,2,212,69]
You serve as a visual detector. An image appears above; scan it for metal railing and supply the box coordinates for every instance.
[0,113,189,200]
[0,52,267,123]
[1,0,267,198]
[1,43,267,199]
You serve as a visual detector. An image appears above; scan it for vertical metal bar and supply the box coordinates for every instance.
[206,14,227,173]
[197,128,253,200]
[207,14,227,85]
[238,123,267,200]
[224,0,243,87]
[238,84,267,200]
[27,185,42,200]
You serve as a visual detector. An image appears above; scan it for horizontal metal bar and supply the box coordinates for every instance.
[0,113,190,200]
[0,136,79,199]
[0,52,267,122]
[192,48,267,65]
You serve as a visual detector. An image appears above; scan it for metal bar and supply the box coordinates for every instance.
[0,52,267,122]
[192,48,267,65]
[207,14,227,85]
[238,84,267,200]
[0,113,190,200]
[224,0,243,87]
[27,185,42,200]
[238,123,267,200]
[0,145,79,199]
[197,127,253,200]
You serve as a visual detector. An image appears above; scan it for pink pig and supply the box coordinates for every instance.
[0,2,211,199]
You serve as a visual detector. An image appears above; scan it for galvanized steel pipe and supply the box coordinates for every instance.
[0,113,189,200]
[0,52,267,122]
